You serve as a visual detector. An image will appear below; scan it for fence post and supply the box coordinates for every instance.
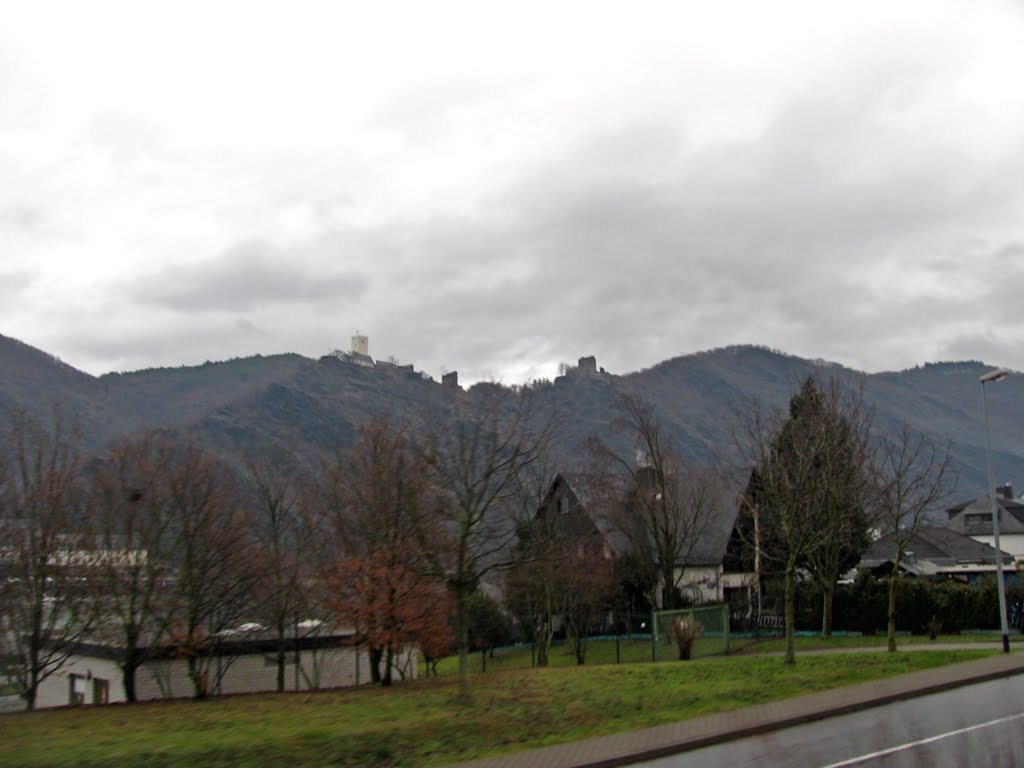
[651,610,657,662]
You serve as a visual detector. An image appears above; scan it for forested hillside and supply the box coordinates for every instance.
[2,333,1020,498]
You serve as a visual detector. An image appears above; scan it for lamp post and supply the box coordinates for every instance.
[980,366,1010,654]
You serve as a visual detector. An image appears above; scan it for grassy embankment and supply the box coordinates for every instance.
[730,632,1024,655]
[429,633,1018,676]
[0,649,998,768]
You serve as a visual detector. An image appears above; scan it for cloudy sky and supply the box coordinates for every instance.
[2,1,1023,383]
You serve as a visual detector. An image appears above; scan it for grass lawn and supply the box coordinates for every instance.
[0,649,998,768]
[430,636,681,676]
[731,633,1024,654]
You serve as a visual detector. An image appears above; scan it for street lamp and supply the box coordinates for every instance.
[980,366,1010,654]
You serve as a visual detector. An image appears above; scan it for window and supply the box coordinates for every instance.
[92,678,109,705]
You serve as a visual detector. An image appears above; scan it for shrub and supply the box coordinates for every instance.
[670,617,704,660]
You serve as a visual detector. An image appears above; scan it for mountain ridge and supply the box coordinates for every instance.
[2,335,1020,500]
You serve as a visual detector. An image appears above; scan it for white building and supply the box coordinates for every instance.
[946,486,1024,563]
[34,632,417,709]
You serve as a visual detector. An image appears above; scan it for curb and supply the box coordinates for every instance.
[450,652,1024,768]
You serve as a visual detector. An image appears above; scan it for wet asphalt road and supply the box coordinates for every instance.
[631,674,1024,768]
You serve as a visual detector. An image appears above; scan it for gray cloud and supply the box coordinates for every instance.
[132,240,369,312]
[0,269,35,301]
[938,332,1022,367]
[4,3,1024,384]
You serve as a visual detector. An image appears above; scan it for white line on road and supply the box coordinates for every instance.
[817,711,1024,768]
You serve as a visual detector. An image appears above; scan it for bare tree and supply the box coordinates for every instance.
[505,471,607,667]
[738,376,874,664]
[874,423,955,652]
[411,391,562,703]
[799,383,874,639]
[560,546,617,664]
[587,393,721,610]
[86,433,177,702]
[243,451,323,693]
[0,411,98,710]
[162,442,259,698]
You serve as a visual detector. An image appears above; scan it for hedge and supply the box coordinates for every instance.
[775,573,1024,635]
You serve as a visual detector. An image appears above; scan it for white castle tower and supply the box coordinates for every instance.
[352,334,369,356]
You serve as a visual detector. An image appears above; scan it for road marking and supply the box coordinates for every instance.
[817,711,1024,768]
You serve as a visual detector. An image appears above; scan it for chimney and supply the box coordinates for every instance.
[998,483,1014,500]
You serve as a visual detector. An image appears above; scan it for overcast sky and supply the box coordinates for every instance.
[2,1,1023,383]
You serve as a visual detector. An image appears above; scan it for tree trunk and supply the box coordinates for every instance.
[821,582,834,639]
[537,619,550,667]
[368,647,383,684]
[122,661,137,703]
[116,623,140,702]
[25,606,42,711]
[661,565,677,610]
[275,619,286,693]
[188,655,207,699]
[382,646,394,687]
[783,554,797,665]
[25,656,39,711]
[887,554,901,653]
[455,588,472,704]
[753,504,763,625]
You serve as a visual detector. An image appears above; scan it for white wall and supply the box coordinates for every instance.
[35,656,122,709]
[674,565,724,604]
[968,533,1024,562]
[34,645,418,710]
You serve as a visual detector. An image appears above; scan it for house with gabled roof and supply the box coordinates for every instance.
[946,484,1024,563]
[857,526,1014,583]
[535,470,755,607]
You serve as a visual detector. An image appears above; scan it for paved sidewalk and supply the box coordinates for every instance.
[742,641,1017,655]
[451,652,1024,768]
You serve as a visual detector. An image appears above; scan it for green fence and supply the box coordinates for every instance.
[651,603,730,661]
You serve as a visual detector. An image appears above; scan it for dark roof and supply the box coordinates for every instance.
[547,469,748,567]
[860,526,1013,574]
[52,629,357,662]
[947,495,1024,535]
[681,471,748,566]
[947,495,1024,517]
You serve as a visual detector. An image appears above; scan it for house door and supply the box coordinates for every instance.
[92,678,109,705]
[68,674,86,706]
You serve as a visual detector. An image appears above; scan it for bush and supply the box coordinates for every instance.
[670,617,704,660]
[774,573,1024,636]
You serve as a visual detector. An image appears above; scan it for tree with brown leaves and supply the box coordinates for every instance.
[322,418,443,685]
[328,547,448,685]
